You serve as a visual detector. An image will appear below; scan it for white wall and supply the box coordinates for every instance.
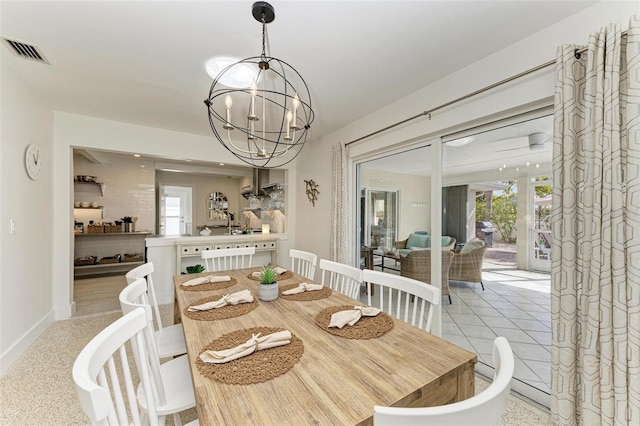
[74,153,156,232]
[293,2,638,265]
[0,60,54,375]
[361,168,431,241]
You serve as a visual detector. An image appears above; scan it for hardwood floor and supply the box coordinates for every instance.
[73,275,127,316]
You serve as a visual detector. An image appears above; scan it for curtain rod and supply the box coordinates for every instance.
[345,30,629,147]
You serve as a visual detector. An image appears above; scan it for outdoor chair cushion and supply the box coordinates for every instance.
[461,237,485,253]
[398,234,456,256]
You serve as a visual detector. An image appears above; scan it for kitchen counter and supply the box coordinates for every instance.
[145,233,288,305]
[145,233,287,247]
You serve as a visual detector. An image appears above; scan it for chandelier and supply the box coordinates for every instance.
[204,1,314,168]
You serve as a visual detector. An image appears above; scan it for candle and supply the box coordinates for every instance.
[291,93,300,129]
[224,95,232,124]
[250,81,257,118]
[285,110,292,139]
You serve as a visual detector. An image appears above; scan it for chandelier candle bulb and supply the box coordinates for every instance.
[224,95,233,129]
[285,110,292,140]
[291,93,300,130]
[249,81,258,120]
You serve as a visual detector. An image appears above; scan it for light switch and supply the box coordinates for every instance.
[10,219,16,234]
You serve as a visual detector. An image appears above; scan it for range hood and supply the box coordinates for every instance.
[241,168,283,198]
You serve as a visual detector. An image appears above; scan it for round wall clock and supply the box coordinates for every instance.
[25,144,42,180]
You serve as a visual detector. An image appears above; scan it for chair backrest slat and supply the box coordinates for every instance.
[201,247,255,272]
[73,308,159,425]
[290,249,318,280]
[363,269,440,332]
[119,278,167,405]
[319,259,362,299]
[125,262,164,331]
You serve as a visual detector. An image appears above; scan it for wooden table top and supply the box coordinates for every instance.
[174,267,476,425]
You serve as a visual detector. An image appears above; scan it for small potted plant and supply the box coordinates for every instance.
[258,266,279,301]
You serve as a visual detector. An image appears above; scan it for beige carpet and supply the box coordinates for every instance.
[0,307,554,425]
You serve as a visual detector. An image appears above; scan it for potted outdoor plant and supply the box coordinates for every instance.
[258,266,279,301]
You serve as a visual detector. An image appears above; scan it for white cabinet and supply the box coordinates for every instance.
[180,244,214,255]
[175,237,278,274]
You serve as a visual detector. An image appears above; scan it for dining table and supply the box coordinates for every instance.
[173,266,477,425]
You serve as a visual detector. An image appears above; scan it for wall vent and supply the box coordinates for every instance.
[2,37,50,64]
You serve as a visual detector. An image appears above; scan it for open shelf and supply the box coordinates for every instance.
[74,181,105,196]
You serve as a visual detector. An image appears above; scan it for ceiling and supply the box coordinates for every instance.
[2,0,596,144]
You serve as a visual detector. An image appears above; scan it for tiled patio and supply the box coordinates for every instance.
[443,263,551,394]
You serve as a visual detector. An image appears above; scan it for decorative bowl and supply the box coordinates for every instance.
[81,201,90,208]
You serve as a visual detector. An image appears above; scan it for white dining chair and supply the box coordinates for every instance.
[119,278,196,426]
[73,308,200,426]
[319,259,362,299]
[362,269,440,332]
[290,249,318,280]
[201,246,255,272]
[374,336,514,426]
[125,262,186,358]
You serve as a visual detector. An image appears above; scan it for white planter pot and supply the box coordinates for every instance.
[258,282,279,301]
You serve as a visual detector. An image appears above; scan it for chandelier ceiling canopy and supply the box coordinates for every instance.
[204,1,314,168]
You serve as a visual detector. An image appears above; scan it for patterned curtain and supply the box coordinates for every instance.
[551,16,640,425]
[330,141,348,263]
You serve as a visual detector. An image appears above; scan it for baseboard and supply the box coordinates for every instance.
[0,309,55,377]
[54,301,76,320]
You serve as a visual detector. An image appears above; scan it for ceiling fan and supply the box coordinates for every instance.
[493,132,552,153]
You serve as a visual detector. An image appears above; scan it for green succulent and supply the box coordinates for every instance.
[186,264,205,274]
[260,266,277,284]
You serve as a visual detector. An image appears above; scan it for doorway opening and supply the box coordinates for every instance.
[159,185,193,236]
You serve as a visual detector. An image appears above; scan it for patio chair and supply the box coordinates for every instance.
[400,249,455,304]
[449,239,488,290]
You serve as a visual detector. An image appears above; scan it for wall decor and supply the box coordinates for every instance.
[304,179,319,206]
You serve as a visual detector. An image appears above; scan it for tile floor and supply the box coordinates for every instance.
[369,253,552,395]
[443,263,551,394]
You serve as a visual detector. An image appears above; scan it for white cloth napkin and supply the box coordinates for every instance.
[187,289,253,311]
[182,275,231,287]
[329,306,381,329]
[282,283,324,295]
[251,267,288,279]
[199,330,292,364]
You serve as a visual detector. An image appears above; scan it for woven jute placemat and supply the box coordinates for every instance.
[247,270,294,281]
[314,305,394,339]
[195,326,304,385]
[183,294,258,321]
[279,283,332,301]
[180,276,238,292]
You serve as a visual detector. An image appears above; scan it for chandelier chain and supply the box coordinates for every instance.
[261,20,267,62]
